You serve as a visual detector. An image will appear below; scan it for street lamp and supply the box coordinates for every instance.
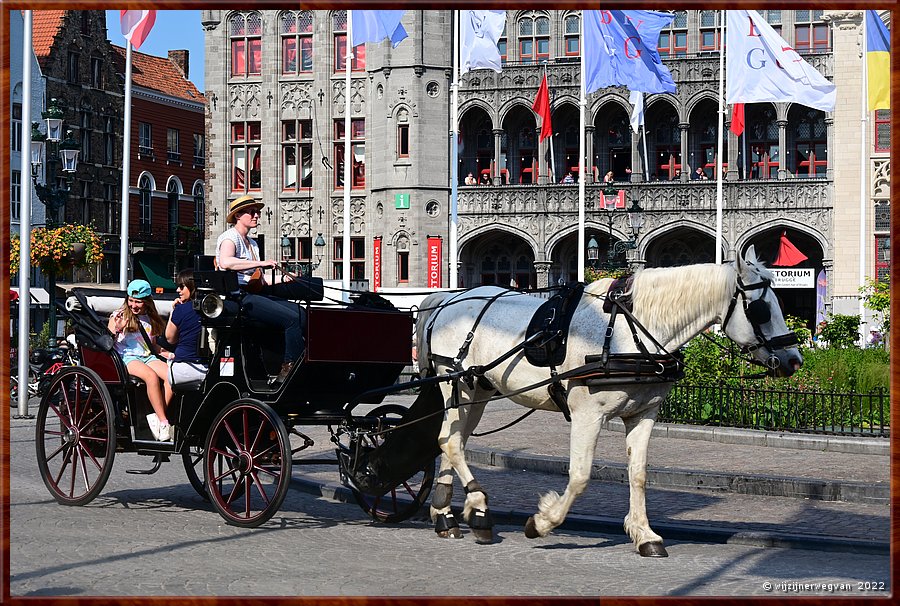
[31,98,80,342]
[597,197,644,270]
[280,232,327,276]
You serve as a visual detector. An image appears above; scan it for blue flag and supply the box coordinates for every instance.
[351,10,408,48]
[584,10,676,94]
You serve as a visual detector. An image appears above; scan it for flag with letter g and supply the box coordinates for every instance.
[583,10,677,95]
[120,10,157,51]
[725,10,835,112]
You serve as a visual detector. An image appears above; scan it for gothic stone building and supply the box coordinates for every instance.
[202,10,890,329]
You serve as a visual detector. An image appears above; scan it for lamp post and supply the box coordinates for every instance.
[281,232,327,276]
[593,195,644,270]
[30,98,80,342]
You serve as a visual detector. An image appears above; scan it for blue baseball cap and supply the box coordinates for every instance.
[127,279,152,299]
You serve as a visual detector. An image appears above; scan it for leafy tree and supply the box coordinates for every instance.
[819,314,861,348]
[860,276,890,333]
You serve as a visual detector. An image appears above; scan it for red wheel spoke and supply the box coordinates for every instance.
[243,475,252,517]
[48,403,72,431]
[68,445,78,497]
[249,470,272,504]
[52,445,74,486]
[222,419,242,451]
[75,387,96,427]
[225,475,245,505]
[242,409,250,451]
[80,409,106,433]
[77,445,92,492]
[249,418,266,454]
[211,460,240,484]
[78,437,107,471]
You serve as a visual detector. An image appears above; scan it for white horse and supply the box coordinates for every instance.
[416,247,802,556]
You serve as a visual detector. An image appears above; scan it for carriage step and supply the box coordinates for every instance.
[126,454,170,475]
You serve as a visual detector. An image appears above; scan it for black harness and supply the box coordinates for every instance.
[721,277,800,360]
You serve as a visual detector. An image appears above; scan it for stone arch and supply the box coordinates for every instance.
[641,221,718,267]
[736,219,829,261]
[459,226,538,289]
[137,170,156,191]
[166,174,184,196]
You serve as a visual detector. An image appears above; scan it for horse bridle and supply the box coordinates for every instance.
[721,276,800,366]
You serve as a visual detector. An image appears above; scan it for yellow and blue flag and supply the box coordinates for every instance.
[866,10,890,110]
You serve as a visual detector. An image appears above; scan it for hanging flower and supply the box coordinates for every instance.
[11,225,104,277]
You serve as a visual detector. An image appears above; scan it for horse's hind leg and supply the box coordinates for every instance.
[431,457,462,539]
[622,409,668,557]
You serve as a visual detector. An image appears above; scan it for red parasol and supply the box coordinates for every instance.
[773,231,808,267]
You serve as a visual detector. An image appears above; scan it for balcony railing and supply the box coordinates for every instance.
[458,179,831,216]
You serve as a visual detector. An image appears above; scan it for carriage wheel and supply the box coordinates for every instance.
[204,399,291,528]
[349,404,436,524]
[35,366,116,506]
[182,444,209,501]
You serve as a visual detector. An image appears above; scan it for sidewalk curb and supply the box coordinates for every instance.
[291,477,888,556]
[464,447,889,505]
[603,419,890,456]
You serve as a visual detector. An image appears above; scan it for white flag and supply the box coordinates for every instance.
[726,10,835,112]
[629,90,644,133]
[460,10,506,75]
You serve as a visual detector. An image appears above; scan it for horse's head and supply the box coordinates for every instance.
[722,246,803,377]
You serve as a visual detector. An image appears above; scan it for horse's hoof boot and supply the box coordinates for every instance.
[434,512,460,538]
[524,516,540,539]
[472,528,494,543]
[638,542,668,558]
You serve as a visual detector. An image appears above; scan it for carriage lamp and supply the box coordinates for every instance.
[626,200,645,239]
[600,199,644,269]
[58,131,81,173]
[313,232,326,266]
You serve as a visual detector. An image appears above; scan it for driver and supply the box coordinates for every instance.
[216,195,320,384]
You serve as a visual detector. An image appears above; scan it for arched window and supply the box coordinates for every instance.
[80,103,92,163]
[167,178,180,240]
[518,13,550,63]
[564,14,580,57]
[333,11,365,72]
[193,182,205,237]
[230,12,262,77]
[498,19,508,64]
[139,174,152,234]
[746,105,778,179]
[281,11,313,74]
[788,107,827,178]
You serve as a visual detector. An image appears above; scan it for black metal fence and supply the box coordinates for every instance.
[661,384,890,437]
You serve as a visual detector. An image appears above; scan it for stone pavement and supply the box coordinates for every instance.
[294,393,890,552]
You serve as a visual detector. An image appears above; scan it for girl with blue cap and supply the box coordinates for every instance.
[107,279,173,441]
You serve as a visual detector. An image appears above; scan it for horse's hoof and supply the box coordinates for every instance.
[436,528,464,539]
[524,516,540,539]
[638,542,668,558]
[471,528,494,544]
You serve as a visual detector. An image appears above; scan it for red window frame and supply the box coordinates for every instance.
[334,119,366,190]
[281,11,313,75]
[231,122,261,192]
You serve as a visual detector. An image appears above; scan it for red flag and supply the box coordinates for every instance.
[120,10,157,50]
[730,103,745,136]
[532,74,552,142]
[773,231,808,267]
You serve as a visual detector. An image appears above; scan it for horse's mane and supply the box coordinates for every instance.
[628,263,738,343]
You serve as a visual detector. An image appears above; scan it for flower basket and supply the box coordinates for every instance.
[10,225,104,277]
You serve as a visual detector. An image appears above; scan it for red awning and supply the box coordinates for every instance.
[773,231,808,267]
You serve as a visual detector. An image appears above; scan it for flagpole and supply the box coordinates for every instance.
[714,10,725,265]
[577,29,586,281]
[119,42,134,289]
[449,10,460,289]
[343,12,353,294]
[858,12,869,344]
[18,10,34,416]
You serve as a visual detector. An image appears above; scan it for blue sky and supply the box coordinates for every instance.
[105,10,205,91]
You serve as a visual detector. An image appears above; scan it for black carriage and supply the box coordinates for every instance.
[35,271,435,528]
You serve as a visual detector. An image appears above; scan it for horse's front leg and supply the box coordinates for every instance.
[525,399,603,539]
[622,408,668,557]
[430,382,493,543]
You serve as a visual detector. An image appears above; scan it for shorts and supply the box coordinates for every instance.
[122,353,158,366]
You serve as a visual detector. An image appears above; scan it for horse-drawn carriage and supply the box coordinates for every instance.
[35,270,436,528]
[36,249,802,556]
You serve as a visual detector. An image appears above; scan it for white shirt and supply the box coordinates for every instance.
[215,227,259,285]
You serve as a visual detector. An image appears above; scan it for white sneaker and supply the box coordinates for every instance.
[146,413,161,440]
[158,423,173,442]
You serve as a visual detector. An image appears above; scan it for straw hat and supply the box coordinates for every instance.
[226,195,265,224]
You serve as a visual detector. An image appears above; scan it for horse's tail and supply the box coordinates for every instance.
[416,292,452,376]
